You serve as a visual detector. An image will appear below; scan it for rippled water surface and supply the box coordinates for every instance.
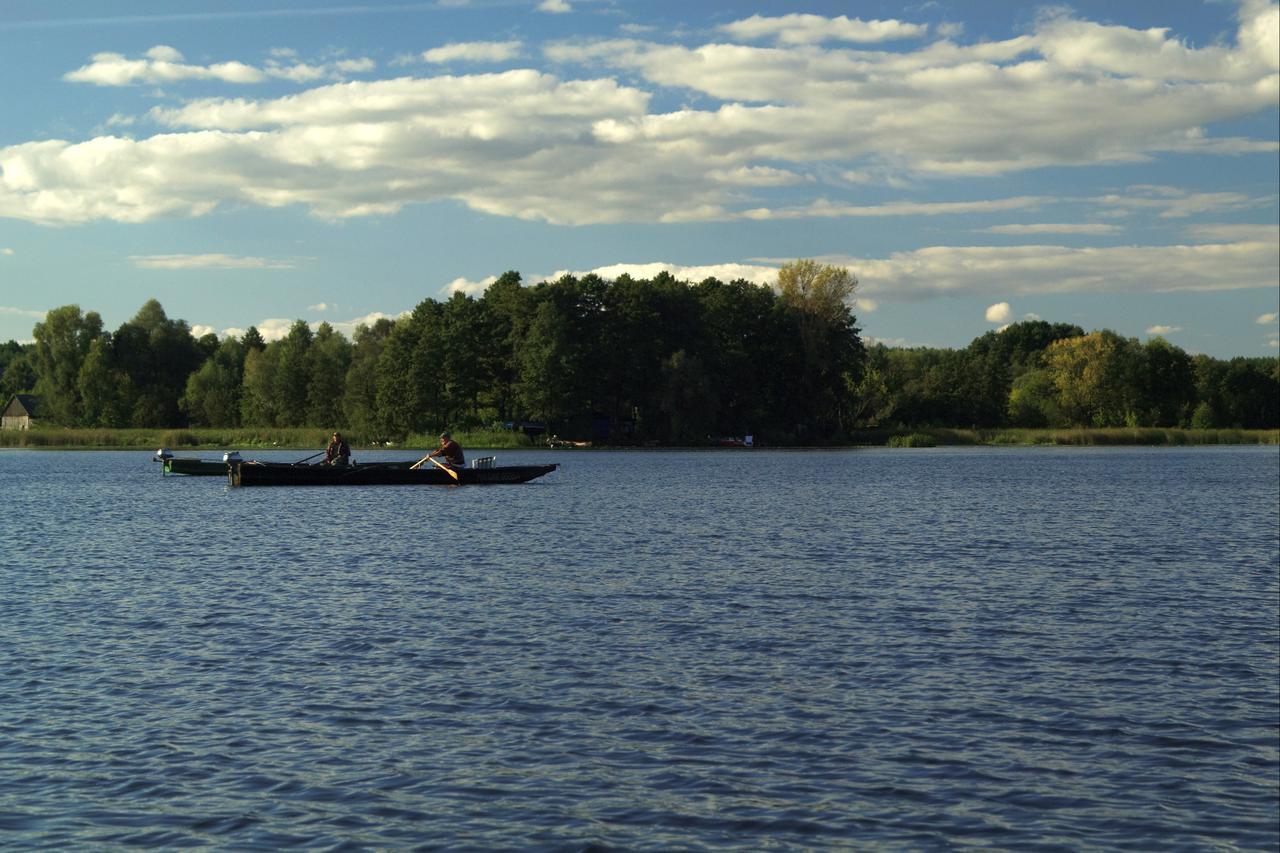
[1,446,1277,849]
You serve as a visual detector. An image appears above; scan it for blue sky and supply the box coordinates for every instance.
[0,0,1276,356]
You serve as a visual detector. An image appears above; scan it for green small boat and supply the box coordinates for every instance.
[154,448,231,476]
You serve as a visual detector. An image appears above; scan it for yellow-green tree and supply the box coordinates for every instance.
[1042,331,1139,426]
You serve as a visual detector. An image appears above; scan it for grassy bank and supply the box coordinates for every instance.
[1,425,1276,450]
[858,427,1280,446]
[0,427,539,451]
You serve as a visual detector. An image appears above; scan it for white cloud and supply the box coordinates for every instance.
[986,302,1012,323]
[190,324,217,337]
[1145,324,1182,335]
[1257,312,1279,324]
[538,0,571,13]
[308,302,329,311]
[331,310,409,338]
[981,223,1120,235]
[0,4,1273,227]
[443,275,497,296]
[1,305,45,318]
[739,196,1047,221]
[835,237,1280,299]
[423,41,522,64]
[1186,223,1279,242]
[1,248,13,255]
[253,318,295,342]
[1093,186,1267,219]
[62,45,373,87]
[720,14,928,45]
[560,261,780,287]
[129,253,295,269]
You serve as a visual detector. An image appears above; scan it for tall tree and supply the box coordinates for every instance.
[32,305,105,425]
[181,337,246,427]
[241,345,281,426]
[775,260,865,438]
[111,299,203,426]
[274,320,314,426]
[343,319,395,436]
[306,322,352,427]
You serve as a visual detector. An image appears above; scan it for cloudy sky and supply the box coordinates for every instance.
[0,0,1276,355]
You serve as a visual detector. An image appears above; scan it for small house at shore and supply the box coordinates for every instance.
[2,394,39,430]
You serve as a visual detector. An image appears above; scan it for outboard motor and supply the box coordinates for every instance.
[223,451,242,463]
[155,448,174,462]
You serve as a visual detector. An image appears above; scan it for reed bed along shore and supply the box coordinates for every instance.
[0,427,537,451]
[1,426,1276,450]
[858,427,1280,447]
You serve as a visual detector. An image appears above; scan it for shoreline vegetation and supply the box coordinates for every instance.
[2,426,1276,451]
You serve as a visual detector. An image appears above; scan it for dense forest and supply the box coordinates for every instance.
[2,261,1277,443]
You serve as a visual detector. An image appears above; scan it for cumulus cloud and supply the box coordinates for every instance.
[835,237,1280,299]
[129,253,295,269]
[1093,186,1268,219]
[1257,312,1279,324]
[538,0,571,13]
[1145,324,1182,335]
[443,275,497,296]
[1,305,45,318]
[253,318,295,342]
[62,45,373,86]
[0,4,1275,227]
[190,324,217,337]
[980,223,1120,235]
[739,196,1046,221]
[308,302,329,311]
[423,41,522,64]
[1,247,13,255]
[720,14,928,45]
[985,302,1013,323]
[556,261,781,287]
[1186,223,1279,242]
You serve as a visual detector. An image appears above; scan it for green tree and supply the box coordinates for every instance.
[1007,368,1063,427]
[343,319,395,436]
[111,300,203,426]
[306,322,352,427]
[1,344,36,397]
[516,298,578,425]
[241,345,281,426]
[478,271,530,423]
[32,305,105,425]
[440,293,487,424]
[775,260,864,438]
[273,320,314,426]
[1042,331,1141,427]
[77,337,133,427]
[181,337,246,426]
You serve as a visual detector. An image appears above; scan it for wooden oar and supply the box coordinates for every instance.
[409,452,460,482]
[429,456,461,483]
[295,450,326,466]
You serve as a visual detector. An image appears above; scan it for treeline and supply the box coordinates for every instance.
[2,262,1276,442]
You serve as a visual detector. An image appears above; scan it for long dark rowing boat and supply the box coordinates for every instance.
[229,459,557,487]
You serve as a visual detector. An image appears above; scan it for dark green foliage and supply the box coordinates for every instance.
[6,285,1276,439]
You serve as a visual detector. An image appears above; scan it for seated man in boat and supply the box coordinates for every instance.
[324,431,351,466]
[427,431,465,468]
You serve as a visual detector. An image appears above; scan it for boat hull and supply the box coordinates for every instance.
[230,461,557,487]
[163,458,228,476]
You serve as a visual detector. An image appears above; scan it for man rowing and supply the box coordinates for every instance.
[427,431,465,468]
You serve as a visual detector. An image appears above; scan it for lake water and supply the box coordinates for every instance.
[1,446,1277,849]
